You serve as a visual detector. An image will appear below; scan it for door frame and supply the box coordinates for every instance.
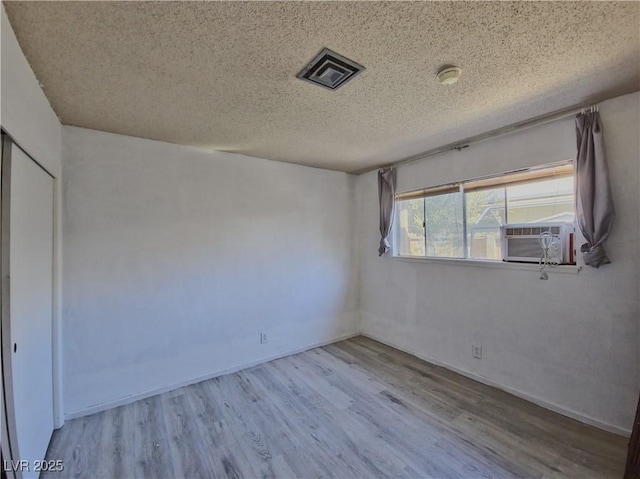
[0,132,63,478]
[1,133,21,479]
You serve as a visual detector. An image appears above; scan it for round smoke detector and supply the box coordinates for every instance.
[437,66,462,85]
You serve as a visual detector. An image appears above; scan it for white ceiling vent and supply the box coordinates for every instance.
[297,48,365,91]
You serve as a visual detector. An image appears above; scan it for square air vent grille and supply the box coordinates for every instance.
[296,48,365,91]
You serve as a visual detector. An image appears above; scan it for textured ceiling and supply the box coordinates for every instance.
[4,1,640,173]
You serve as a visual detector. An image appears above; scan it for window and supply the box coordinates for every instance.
[394,162,575,261]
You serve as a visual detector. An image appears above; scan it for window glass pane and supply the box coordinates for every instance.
[466,188,506,260]
[506,176,575,224]
[424,192,464,258]
[396,198,425,256]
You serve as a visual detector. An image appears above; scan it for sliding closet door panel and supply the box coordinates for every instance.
[9,144,54,472]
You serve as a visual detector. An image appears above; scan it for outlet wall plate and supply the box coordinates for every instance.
[472,343,482,359]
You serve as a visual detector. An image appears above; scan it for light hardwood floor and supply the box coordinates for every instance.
[44,336,627,478]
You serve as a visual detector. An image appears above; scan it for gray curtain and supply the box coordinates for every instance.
[575,110,615,268]
[378,168,396,256]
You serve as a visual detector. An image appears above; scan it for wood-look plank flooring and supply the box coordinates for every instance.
[44,337,627,478]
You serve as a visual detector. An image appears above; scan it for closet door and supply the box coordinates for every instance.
[7,143,54,472]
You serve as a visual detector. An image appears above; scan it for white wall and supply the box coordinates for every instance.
[356,91,640,435]
[62,126,359,417]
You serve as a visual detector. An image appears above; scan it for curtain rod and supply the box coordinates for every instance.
[357,102,596,175]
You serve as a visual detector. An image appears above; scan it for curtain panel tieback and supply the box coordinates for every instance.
[580,243,608,267]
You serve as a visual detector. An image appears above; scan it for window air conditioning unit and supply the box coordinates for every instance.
[501,223,575,264]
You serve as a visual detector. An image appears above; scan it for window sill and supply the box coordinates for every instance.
[392,255,582,274]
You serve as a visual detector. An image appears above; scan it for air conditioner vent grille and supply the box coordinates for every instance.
[297,48,365,91]
[501,222,574,264]
[505,226,561,237]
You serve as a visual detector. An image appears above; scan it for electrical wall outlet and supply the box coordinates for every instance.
[260,332,268,344]
[472,343,482,359]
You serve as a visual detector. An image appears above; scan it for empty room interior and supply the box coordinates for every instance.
[1,1,640,478]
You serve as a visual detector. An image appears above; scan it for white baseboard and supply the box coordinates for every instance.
[65,331,359,421]
[360,331,632,438]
